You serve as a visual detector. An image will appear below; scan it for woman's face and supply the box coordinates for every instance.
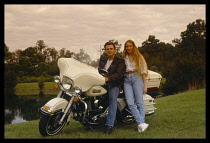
[125,42,133,54]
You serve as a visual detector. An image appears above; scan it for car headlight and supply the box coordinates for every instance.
[62,76,73,90]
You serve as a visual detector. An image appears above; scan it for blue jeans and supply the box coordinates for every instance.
[105,86,119,127]
[124,73,145,125]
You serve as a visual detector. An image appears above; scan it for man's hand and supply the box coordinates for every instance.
[105,77,109,82]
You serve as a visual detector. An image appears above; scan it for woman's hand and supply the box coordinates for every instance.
[143,85,147,94]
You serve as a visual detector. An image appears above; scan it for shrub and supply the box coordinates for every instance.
[38,78,45,90]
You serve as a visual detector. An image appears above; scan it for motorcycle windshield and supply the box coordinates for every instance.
[58,58,105,92]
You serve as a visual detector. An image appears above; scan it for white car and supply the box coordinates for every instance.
[144,70,162,115]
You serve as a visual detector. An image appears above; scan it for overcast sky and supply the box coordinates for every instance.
[5,4,206,61]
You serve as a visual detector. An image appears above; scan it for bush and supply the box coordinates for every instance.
[161,53,205,96]
[38,78,45,90]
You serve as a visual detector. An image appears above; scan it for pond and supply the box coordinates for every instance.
[4,92,57,125]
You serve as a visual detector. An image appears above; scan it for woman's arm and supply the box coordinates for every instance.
[142,73,147,94]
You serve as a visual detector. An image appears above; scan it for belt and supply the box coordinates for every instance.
[126,70,136,74]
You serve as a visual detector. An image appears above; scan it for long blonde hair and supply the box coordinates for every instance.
[122,40,148,76]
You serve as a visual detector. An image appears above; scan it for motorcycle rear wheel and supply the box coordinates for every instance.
[116,107,135,123]
[39,113,67,136]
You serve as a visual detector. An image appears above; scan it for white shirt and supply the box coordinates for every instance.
[124,55,147,74]
[104,59,113,71]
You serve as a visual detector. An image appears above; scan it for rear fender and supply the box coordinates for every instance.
[117,98,126,112]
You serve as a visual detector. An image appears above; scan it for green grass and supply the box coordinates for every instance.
[4,89,206,139]
[15,82,57,95]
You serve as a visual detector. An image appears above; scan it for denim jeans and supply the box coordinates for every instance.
[124,73,145,125]
[105,86,119,127]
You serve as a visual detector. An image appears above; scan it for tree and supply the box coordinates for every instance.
[162,19,206,95]
[50,48,59,61]
[4,70,18,94]
[59,48,66,57]
[59,48,74,58]
[139,35,164,70]
[4,43,12,64]
[21,47,37,57]
[73,49,91,64]
[173,19,206,56]
[141,35,160,55]
[43,47,58,63]
[20,47,45,66]
[36,62,51,77]
[36,40,47,54]
[11,49,22,64]
[90,59,100,67]
[4,44,18,93]
[15,57,33,77]
[65,50,74,58]
[43,47,51,63]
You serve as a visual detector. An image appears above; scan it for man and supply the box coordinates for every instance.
[98,41,126,134]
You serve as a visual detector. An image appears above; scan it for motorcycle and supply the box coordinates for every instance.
[38,58,160,136]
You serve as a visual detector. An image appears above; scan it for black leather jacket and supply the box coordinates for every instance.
[98,55,126,89]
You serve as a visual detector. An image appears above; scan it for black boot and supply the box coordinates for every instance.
[104,125,112,134]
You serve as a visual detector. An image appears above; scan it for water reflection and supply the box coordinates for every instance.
[4,91,57,125]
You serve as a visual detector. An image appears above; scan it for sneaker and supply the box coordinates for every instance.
[137,123,149,132]
[104,125,112,134]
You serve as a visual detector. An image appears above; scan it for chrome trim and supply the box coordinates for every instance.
[145,111,155,115]
[66,92,76,97]
[80,100,88,124]
[59,96,74,124]
[39,108,63,116]
[144,103,156,106]
[57,90,63,98]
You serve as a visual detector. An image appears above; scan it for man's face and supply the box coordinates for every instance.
[105,45,116,57]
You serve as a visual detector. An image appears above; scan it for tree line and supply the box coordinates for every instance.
[4,19,206,95]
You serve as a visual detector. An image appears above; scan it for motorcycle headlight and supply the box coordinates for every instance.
[62,76,73,90]
[74,86,82,95]
[54,75,60,83]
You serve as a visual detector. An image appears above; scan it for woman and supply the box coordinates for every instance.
[122,39,149,132]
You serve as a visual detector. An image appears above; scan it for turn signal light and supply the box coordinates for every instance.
[73,97,79,102]
[43,105,50,110]
[54,86,58,91]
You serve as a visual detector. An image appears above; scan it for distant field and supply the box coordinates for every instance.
[15,82,57,95]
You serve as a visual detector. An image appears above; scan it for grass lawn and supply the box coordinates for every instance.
[15,82,57,95]
[4,89,206,139]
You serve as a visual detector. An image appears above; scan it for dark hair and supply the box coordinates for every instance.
[104,41,116,50]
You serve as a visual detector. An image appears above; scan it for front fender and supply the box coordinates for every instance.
[40,98,68,115]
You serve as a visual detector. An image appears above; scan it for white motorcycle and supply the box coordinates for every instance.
[38,58,161,136]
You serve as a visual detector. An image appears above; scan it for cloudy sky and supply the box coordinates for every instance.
[5,4,206,61]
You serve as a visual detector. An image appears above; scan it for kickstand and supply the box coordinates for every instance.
[87,125,94,131]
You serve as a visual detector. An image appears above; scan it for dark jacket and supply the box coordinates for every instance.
[98,55,126,89]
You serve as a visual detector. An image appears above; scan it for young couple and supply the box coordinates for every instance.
[98,40,149,134]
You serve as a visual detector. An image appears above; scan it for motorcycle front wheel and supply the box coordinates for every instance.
[39,113,67,136]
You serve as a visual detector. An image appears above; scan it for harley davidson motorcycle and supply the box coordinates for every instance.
[38,58,160,136]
